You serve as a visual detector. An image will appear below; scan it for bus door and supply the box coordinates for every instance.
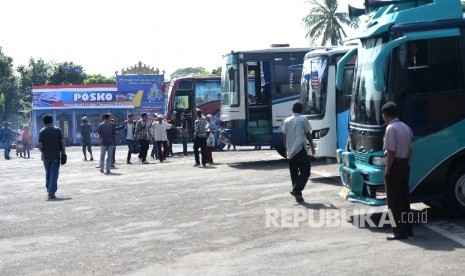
[173,89,194,140]
[336,58,356,150]
[245,61,273,145]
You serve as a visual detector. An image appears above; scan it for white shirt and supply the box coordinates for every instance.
[152,121,173,141]
[281,113,311,159]
[126,122,134,140]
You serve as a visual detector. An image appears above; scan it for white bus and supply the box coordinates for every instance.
[220,45,323,156]
[301,46,356,159]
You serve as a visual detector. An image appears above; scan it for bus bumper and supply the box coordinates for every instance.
[337,150,387,206]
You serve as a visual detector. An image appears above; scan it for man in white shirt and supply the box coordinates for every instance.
[151,114,177,163]
[281,102,315,203]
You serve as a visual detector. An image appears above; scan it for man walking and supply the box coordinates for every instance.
[98,113,116,174]
[38,114,66,199]
[193,109,207,167]
[80,116,94,161]
[281,102,315,203]
[0,122,15,160]
[124,114,136,164]
[135,112,151,164]
[382,101,414,240]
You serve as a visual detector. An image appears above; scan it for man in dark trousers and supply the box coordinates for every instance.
[135,112,151,164]
[193,109,207,167]
[382,101,414,240]
[281,102,315,203]
[98,113,116,174]
[38,114,66,199]
[0,122,15,160]
[80,116,94,161]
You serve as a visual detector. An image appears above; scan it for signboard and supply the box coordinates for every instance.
[116,74,165,115]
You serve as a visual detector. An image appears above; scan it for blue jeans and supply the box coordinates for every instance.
[44,160,60,195]
[100,145,114,173]
[3,142,11,159]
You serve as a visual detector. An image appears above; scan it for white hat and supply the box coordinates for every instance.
[157,114,164,119]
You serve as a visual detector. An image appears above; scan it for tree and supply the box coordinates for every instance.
[84,74,116,85]
[211,67,222,75]
[0,47,19,123]
[169,67,210,80]
[303,0,359,46]
[48,61,85,85]
[16,58,52,114]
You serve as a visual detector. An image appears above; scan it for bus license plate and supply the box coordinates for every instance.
[338,187,350,199]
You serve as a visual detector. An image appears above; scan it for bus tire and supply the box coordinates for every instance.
[445,166,465,215]
[276,147,286,158]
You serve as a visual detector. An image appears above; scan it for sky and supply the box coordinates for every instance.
[0,0,354,78]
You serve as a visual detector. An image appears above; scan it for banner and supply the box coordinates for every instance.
[116,74,165,115]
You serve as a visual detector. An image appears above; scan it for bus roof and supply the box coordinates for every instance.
[303,46,356,59]
[224,46,326,56]
[171,75,220,83]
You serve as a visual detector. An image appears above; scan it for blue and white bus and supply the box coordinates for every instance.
[336,0,465,213]
[301,46,356,160]
[220,45,323,156]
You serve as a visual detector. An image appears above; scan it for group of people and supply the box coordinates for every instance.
[282,101,414,241]
[31,101,414,241]
[0,121,32,160]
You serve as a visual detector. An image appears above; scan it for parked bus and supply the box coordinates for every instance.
[221,45,324,156]
[336,0,465,213]
[166,76,222,140]
[301,46,356,160]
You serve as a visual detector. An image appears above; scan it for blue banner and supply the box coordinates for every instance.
[116,74,165,115]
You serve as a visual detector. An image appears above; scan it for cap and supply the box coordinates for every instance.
[3,121,11,126]
[157,114,164,119]
[82,116,88,121]
[141,112,148,117]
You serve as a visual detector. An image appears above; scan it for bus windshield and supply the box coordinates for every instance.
[350,38,387,126]
[221,54,239,106]
[301,55,328,116]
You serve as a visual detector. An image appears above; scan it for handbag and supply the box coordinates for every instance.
[207,133,215,147]
[131,140,140,154]
[60,152,67,165]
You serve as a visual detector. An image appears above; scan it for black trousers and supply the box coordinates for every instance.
[138,139,150,162]
[193,136,207,165]
[384,159,412,235]
[156,140,168,162]
[126,139,132,162]
[288,148,311,195]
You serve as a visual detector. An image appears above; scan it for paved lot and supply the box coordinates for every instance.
[1,145,465,275]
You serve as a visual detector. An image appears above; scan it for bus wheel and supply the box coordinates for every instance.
[445,167,465,214]
[276,147,286,158]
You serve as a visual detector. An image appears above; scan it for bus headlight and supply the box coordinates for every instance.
[370,156,386,167]
[312,128,330,139]
[336,149,344,164]
[342,152,356,168]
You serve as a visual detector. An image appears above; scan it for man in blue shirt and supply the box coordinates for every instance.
[0,122,15,160]
[98,113,116,174]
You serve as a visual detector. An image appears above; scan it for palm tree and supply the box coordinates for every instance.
[303,0,359,46]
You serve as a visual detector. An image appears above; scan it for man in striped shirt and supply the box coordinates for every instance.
[281,102,315,203]
[193,109,207,167]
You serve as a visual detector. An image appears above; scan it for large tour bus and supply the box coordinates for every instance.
[221,45,324,156]
[301,46,356,160]
[336,0,465,213]
[166,76,222,140]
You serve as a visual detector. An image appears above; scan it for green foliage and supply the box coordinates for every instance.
[16,58,52,111]
[0,47,19,122]
[303,0,359,46]
[211,67,222,75]
[0,92,5,120]
[84,74,116,85]
[48,61,85,85]
[169,67,210,80]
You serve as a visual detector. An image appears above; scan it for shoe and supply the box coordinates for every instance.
[84,158,87,161]
[127,161,132,164]
[290,191,304,203]
[100,170,104,173]
[386,234,409,240]
[48,193,56,199]
[142,161,149,164]
[194,163,201,167]
[90,157,94,161]
[111,164,116,168]
[105,171,111,175]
